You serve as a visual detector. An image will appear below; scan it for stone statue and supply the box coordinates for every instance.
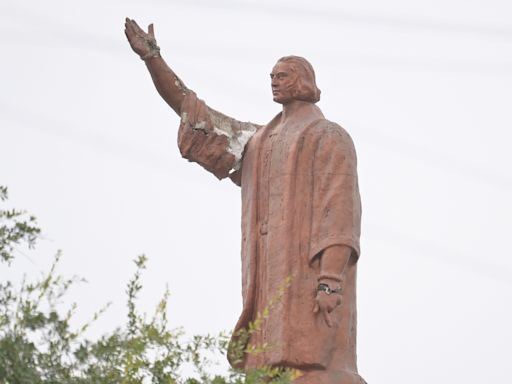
[125,18,365,384]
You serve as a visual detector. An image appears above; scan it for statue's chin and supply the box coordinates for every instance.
[272,94,289,105]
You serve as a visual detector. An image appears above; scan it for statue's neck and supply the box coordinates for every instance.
[280,100,324,125]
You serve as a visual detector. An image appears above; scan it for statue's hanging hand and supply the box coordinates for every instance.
[313,291,342,328]
[124,18,160,60]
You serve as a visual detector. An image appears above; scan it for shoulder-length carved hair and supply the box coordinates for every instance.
[277,56,321,103]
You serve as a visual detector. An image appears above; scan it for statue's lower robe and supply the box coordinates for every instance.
[177,93,363,378]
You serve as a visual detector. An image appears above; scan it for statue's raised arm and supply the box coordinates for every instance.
[125,18,187,114]
[124,18,260,182]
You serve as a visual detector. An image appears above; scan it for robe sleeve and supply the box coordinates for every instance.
[309,122,362,263]
[177,91,260,181]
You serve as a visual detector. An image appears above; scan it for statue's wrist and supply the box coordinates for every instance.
[141,38,161,61]
[141,47,161,61]
[317,282,342,295]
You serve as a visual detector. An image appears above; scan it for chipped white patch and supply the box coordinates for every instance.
[213,123,256,169]
[181,97,258,174]
[230,128,257,170]
[193,121,207,132]
[207,110,257,169]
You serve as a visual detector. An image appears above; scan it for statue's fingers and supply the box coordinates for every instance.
[323,311,333,328]
[124,24,136,41]
[131,19,146,35]
[124,18,131,33]
[125,19,138,38]
[148,23,155,38]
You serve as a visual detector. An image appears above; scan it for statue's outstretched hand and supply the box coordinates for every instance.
[313,292,342,328]
[124,18,160,60]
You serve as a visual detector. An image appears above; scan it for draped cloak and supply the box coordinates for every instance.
[177,92,362,378]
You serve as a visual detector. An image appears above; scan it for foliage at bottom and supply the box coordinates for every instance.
[0,186,294,384]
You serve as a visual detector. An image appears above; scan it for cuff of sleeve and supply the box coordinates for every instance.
[309,236,360,265]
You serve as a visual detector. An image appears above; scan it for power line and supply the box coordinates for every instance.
[366,221,512,286]
[1,27,510,77]
[0,101,175,173]
[1,53,511,193]
[0,2,511,78]
[350,121,512,191]
[162,0,512,40]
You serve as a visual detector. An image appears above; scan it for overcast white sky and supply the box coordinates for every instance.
[1,0,511,382]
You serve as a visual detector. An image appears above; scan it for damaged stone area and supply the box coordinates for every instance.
[209,110,258,170]
[178,92,260,179]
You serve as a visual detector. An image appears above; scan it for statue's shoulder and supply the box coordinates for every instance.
[308,118,356,149]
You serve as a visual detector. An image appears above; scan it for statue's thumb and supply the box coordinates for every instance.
[148,23,155,37]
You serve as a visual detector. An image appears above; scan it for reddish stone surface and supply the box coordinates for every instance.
[125,19,365,383]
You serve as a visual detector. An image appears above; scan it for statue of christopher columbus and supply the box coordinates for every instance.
[125,18,365,384]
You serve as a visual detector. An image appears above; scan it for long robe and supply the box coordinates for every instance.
[177,92,363,380]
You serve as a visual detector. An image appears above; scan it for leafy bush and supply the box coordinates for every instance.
[0,187,294,384]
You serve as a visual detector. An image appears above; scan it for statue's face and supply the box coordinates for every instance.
[270,61,297,105]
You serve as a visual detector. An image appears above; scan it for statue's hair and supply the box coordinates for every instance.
[276,56,321,103]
